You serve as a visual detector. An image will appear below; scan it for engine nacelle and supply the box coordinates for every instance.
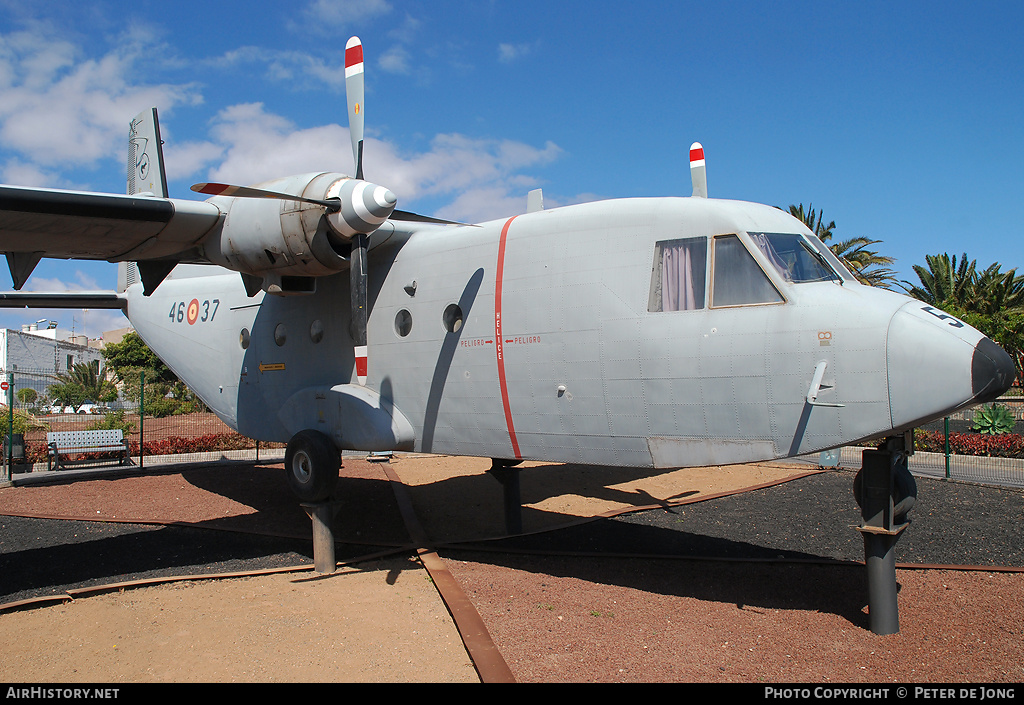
[199,172,396,289]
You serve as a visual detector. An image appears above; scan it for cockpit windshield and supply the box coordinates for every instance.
[748,232,841,284]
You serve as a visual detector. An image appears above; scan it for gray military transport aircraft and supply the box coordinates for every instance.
[0,37,1014,512]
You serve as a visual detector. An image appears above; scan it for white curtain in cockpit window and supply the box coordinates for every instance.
[661,238,706,311]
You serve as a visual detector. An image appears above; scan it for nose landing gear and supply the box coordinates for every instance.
[853,432,917,635]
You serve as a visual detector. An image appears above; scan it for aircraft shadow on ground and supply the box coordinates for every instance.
[0,517,314,602]
[7,459,1019,626]
[177,459,878,625]
[444,546,875,630]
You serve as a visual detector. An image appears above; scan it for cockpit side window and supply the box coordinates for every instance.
[648,237,707,312]
[748,232,840,284]
[711,234,784,307]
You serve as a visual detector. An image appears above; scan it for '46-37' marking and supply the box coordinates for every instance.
[169,298,220,325]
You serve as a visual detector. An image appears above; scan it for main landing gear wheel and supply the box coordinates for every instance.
[285,430,341,502]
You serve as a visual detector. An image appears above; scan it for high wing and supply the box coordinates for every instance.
[0,184,222,289]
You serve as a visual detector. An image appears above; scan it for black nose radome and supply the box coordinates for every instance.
[971,337,1016,403]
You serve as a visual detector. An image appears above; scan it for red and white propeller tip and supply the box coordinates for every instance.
[689,142,705,167]
[689,142,707,199]
[355,345,368,386]
[345,36,364,77]
[345,37,366,180]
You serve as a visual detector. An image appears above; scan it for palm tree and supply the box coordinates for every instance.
[899,252,977,307]
[968,263,1024,315]
[48,362,117,411]
[901,253,1024,386]
[786,204,897,288]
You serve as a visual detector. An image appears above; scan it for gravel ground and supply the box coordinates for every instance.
[477,469,1024,567]
[1,458,1022,683]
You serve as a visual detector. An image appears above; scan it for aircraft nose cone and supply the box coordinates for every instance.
[887,303,985,430]
[971,336,1016,403]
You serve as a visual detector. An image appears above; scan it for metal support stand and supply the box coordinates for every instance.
[301,500,343,573]
[488,460,523,535]
[854,433,917,635]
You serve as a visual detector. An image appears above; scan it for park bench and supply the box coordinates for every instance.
[46,429,133,471]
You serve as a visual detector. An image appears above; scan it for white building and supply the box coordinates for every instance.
[0,327,106,407]
[0,326,103,375]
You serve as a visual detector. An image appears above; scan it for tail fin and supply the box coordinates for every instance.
[122,108,166,292]
[127,107,168,198]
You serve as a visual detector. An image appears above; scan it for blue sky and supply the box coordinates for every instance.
[0,0,1021,338]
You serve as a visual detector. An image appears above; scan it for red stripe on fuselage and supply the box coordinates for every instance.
[495,216,521,459]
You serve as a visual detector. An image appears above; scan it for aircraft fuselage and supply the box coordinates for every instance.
[125,195,1012,469]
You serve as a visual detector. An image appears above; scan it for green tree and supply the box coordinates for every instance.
[786,204,897,288]
[46,379,87,412]
[100,330,204,416]
[15,388,37,406]
[101,331,175,385]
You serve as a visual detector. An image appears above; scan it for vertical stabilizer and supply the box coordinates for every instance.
[127,107,168,198]
[122,108,165,293]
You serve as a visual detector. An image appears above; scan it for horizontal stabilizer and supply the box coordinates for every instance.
[0,291,126,309]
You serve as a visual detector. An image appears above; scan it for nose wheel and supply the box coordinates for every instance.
[285,429,341,502]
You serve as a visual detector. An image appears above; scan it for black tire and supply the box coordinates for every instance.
[285,430,341,502]
[853,463,917,524]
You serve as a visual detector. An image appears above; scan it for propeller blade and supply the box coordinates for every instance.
[191,182,340,212]
[349,232,369,385]
[346,37,365,180]
[689,142,707,198]
[345,36,369,384]
[389,209,469,225]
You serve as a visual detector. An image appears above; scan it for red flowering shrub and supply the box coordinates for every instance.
[915,429,1024,458]
[25,432,262,465]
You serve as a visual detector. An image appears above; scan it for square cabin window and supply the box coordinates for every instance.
[648,237,707,312]
[711,234,784,307]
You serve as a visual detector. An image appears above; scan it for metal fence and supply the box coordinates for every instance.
[2,366,1021,487]
[0,367,281,476]
[911,395,1024,486]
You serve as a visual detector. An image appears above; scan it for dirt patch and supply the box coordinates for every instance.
[0,561,477,683]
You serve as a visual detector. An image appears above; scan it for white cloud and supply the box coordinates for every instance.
[0,16,564,226]
[26,271,103,292]
[205,103,354,184]
[0,24,202,171]
[199,101,562,222]
[298,0,393,33]
[0,158,58,187]
[378,45,411,75]
[498,41,537,64]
